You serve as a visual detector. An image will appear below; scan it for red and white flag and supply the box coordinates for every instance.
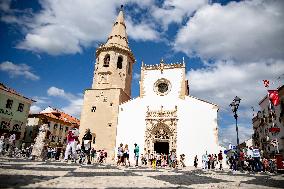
[268,90,280,106]
[263,80,270,88]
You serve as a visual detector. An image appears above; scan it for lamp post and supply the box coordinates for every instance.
[230,96,241,170]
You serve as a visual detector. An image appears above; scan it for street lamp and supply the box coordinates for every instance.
[230,96,241,170]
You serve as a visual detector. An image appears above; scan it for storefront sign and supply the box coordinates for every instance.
[0,108,13,116]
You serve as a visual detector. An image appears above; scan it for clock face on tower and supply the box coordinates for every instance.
[154,78,171,96]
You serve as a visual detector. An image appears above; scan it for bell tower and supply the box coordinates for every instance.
[79,6,135,159]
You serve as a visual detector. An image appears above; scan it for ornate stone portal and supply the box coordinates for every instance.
[144,106,178,154]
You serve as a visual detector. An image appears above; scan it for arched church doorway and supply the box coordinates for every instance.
[144,106,178,155]
[154,141,169,154]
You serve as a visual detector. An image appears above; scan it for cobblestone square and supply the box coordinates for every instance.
[0,157,283,189]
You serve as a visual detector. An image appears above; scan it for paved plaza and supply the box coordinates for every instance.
[0,157,283,189]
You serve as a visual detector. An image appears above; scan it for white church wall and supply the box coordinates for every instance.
[142,68,184,98]
[176,96,219,167]
[116,97,147,163]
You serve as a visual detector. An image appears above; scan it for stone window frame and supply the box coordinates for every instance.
[117,56,123,69]
[153,78,172,96]
[17,103,24,112]
[103,54,110,67]
[6,99,13,109]
[91,106,96,112]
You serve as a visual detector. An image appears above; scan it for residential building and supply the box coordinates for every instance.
[252,85,284,157]
[0,83,35,147]
[24,107,80,146]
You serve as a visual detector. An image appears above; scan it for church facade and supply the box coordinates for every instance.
[80,8,220,166]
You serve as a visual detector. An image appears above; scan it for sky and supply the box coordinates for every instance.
[0,0,284,147]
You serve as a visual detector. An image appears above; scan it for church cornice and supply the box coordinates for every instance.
[96,44,135,62]
[142,62,185,71]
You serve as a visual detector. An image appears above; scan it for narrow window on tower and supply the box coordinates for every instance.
[91,106,96,112]
[117,56,123,69]
[103,54,110,67]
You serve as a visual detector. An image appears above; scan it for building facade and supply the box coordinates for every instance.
[252,85,284,157]
[25,107,80,146]
[79,9,221,165]
[0,83,35,147]
[116,61,220,166]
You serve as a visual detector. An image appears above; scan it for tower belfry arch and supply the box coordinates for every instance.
[144,106,178,154]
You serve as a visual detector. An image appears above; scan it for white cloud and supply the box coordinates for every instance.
[187,59,284,112]
[175,0,284,62]
[32,96,49,104]
[219,124,253,147]
[0,61,40,80]
[126,19,159,41]
[0,0,11,12]
[151,0,207,29]
[62,98,83,118]
[1,0,159,55]
[47,86,83,118]
[29,105,42,114]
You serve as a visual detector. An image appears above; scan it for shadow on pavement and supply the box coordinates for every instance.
[242,176,284,188]
[150,173,231,186]
[2,165,76,171]
[0,175,57,188]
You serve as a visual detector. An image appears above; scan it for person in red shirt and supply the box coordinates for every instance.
[240,151,245,170]
[218,150,223,170]
[64,126,79,162]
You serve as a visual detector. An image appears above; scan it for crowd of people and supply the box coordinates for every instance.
[225,147,277,173]
[0,133,19,157]
[0,127,279,173]
[200,151,224,170]
[140,150,186,169]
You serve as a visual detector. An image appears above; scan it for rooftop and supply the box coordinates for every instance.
[0,83,35,102]
[31,107,80,126]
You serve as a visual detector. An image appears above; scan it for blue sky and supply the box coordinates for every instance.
[0,0,284,147]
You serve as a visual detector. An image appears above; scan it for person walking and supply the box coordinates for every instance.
[194,155,198,168]
[117,143,123,166]
[123,144,130,166]
[134,143,139,166]
[64,126,79,162]
[202,152,208,169]
[82,128,92,164]
[90,148,96,163]
[0,134,5,155]
[179,154,186,167]
[218,150,223,170]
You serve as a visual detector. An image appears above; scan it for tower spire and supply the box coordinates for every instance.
[105,6,129,49]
